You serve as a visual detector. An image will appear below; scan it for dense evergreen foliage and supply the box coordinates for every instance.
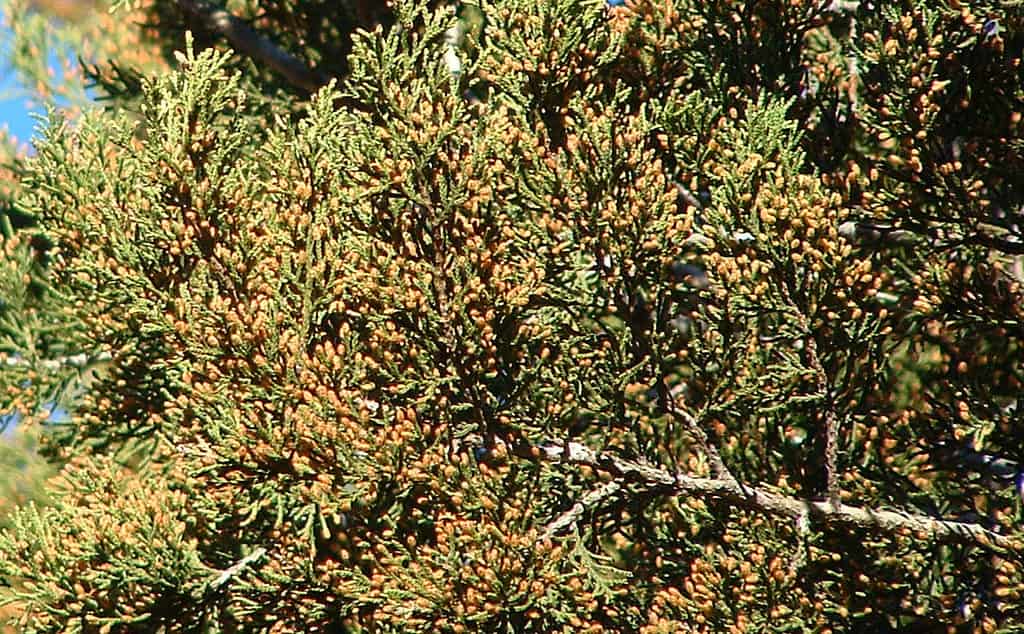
[2,0,1024,631]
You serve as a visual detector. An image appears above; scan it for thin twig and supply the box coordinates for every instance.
[805,335,841,510]
[174,0,328,93]
[664,402,737,484]
[541,481,622,541]
[778,279,842,510]
[209,547,267,590]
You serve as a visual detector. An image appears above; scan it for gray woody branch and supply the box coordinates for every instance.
[507,437,1021,552]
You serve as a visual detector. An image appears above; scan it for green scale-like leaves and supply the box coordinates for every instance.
[2,0,1024,631]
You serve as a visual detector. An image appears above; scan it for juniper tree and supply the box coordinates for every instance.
[2,0,1024,631]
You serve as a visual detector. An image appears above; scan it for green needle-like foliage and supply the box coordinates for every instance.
[1,0,1024,631]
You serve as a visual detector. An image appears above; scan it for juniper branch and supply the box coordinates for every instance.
[208,547,267,590]
[508,437,1022,552]
[805,334,841,510]
[777,280,843,510]
[541,481,622,541]
[174,0,328,93]
[664,401,736,484]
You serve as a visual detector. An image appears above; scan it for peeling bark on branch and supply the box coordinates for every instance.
[506,437,1021,553]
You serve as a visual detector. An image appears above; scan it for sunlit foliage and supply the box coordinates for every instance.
[2,0,1024,631]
